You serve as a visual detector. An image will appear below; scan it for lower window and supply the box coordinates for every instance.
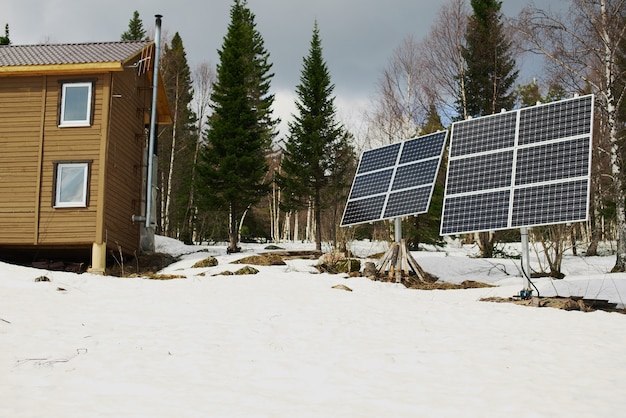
[54,162,90,208]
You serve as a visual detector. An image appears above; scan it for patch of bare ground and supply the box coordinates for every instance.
[400,278,494,290]
[107,253,179,278]
[232,250,323,266]
[231,253,287,266]
[481,296,626,314]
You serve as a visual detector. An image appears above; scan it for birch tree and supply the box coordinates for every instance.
[159,33,196,239]
[516,0,626,271]
[420,0,469,120]
[187,62,215,242]
[367,35,431,148]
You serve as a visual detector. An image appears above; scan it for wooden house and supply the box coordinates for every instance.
[0,41,171,273]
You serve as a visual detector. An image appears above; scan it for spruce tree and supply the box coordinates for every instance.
[459,0,518,258]
[460,0,518,117]
[159,33,197,242]
[0,24,9,45]
[278,22,345,251]
[121,11,147,41]
[196,0,277,253]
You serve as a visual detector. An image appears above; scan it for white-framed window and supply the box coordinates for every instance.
[59,82,93,127]
[54,162,90,208]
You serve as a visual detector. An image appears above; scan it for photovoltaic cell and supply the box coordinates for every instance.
[445,151,513,195]
[349,169,394,199]
[342,195,387,226]
[440,190,511,235]
[449,111,517,157]
[357,142,401,174]
[515,137,590,186]
[511,180,589,227]
[441,94,594,235]
[399,135,447,163]
[384,186,432,219]
[391,159,440,190]
[341,130,447,226]
[518,95,593,145]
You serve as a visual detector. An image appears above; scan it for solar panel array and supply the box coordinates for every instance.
[441,94,594,235]
[341,131,447,226]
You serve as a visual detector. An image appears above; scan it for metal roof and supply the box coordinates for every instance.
[0,41,151,67]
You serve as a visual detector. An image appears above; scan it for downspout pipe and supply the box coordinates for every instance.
[145,14,162,230]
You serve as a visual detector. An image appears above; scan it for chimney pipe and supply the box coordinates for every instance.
[145,14,162,231]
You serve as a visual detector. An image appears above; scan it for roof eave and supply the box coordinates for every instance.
[0,62,124,76]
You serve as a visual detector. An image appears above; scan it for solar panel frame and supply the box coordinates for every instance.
[440,94,594,236]
[341,130,447,227]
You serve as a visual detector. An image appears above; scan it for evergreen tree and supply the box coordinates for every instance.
[121,11,147,41]
[159,33,197,242]
[278,22,345,251]
[0,24,9,45]
[515,80,567,108]
[459,0,518,258]
[196,0,277,253]
[460,0,518,118]
[406,104,446,249]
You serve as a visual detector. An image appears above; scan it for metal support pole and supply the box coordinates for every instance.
[520,227,532,291]
[394,217,402,243]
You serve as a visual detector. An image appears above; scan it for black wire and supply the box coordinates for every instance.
[520,258,540,298]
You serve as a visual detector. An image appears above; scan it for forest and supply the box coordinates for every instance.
[6,0,625,275]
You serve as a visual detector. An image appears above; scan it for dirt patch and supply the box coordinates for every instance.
[402,279,494,290]
[192,256,218,268]
[481,296,626,314]
[263,250,323,260]
[232,253,286,266]
[107,252,178,277]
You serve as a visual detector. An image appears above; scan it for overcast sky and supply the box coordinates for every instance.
[4,0,563,137]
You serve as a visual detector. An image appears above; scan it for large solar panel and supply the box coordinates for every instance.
[341,131,447,226]
[441,94,594,235]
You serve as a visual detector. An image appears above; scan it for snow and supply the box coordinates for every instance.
[1,236,625,417]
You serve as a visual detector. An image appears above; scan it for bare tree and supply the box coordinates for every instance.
[188,62,215,242]
[516,0,626,270]
[367,35,432,148]
[420,0,470,121]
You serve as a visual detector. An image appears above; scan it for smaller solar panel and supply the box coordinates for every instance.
[341,130,447,226]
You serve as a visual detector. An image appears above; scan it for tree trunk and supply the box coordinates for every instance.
[476,231,494,258]
[315,190,322,251]
[163,75,180,236]
[227,204,240,253]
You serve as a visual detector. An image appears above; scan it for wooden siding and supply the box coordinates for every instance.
[0,74,104,246]
[0,77,42,243]
[102,68,149,253]
[36,75,104,245]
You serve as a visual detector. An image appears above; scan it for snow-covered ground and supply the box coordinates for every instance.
[1,236,624,417]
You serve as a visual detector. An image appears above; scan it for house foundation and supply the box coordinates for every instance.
[88,242,107,274]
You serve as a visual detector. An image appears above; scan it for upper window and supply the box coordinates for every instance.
[59,82,93,127]
[54,162,90,208]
